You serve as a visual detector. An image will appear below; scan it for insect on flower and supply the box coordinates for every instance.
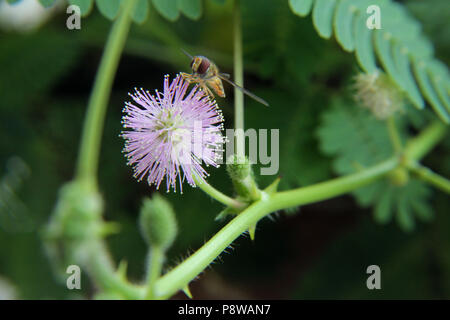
[180,49,269,107]
[121,74,225,193]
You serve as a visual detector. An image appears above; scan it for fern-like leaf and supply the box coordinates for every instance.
[290,0,450,123]
[316,100,433,232]
[312,0,337,39]
[132,0,149,24]
[68,0,94,17]
[152,0,179,21]
[178,0,202,20]
[34,0,204,23]
[95,0,121,20]
[289,0,314,17]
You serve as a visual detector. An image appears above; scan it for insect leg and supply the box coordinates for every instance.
[180,72,196,83]
[201,84,215,99]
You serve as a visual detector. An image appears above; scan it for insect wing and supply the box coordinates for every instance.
[219,74,269,106]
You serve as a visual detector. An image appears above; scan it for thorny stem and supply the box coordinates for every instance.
[152,121,447,299]
[71,120,446,300]
[75,0,137,188]
[154,157,399,299]
[87,241,142,299]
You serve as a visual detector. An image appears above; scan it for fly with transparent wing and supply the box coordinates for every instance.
[180,49,269,107]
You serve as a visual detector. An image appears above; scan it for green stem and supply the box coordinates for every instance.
[407,162,450,194]
[387,116,403,154]
[233,0,245,157]
[270,158,398,209]
[404,121,447,161]
[144,247,164,300]
[77,120,445,300]
[67,1,142,299]
[154,158,398,298]
[194,175,246,210]
[75,0,137,187]
[87,241,143,299]
[152,120,447,299]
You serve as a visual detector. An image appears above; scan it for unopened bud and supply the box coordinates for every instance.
[226,155,260,201]
[139,194,177,250]
[226,154,251,180]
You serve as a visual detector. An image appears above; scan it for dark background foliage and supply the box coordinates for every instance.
[0,0,449,299]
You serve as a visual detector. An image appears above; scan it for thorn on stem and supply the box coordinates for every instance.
[182,285,193,299]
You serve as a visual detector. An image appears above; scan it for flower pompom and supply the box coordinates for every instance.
[121,74,224,192]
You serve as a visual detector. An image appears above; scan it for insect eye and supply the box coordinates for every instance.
[197,59,210,75]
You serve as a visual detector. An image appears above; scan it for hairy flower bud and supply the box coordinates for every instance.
[353,71,403,120]
[226,154,260,201]
[139,195,177,250]
[226,154,251,181]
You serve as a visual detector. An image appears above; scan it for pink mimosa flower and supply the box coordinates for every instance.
[121,75,224,192]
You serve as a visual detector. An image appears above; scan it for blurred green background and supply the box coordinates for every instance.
[0,0,449,299]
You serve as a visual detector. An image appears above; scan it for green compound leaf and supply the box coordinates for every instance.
[396,195,415,232]
[312,0,337,39]
[289,0,450,123]
[42,0,151,23]
[289,0,314,17]
[333,0,356,51]
[353,11,376,74]
[373,30,409,99]
[428,61,450,113]
[413,59,450,123]
[39,0,57,8]
[178,0,202,20]
[152,0,179,21]
[392,43,424,109]
[68,0,94,17]
[374,183,395,224]
[317,100,433,232]
[132,0,149,24]
[95,0,121,20]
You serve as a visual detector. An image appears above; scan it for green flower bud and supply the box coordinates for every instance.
[226,154,260,201]
[226,154,252,180]
[139,194,177,250]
